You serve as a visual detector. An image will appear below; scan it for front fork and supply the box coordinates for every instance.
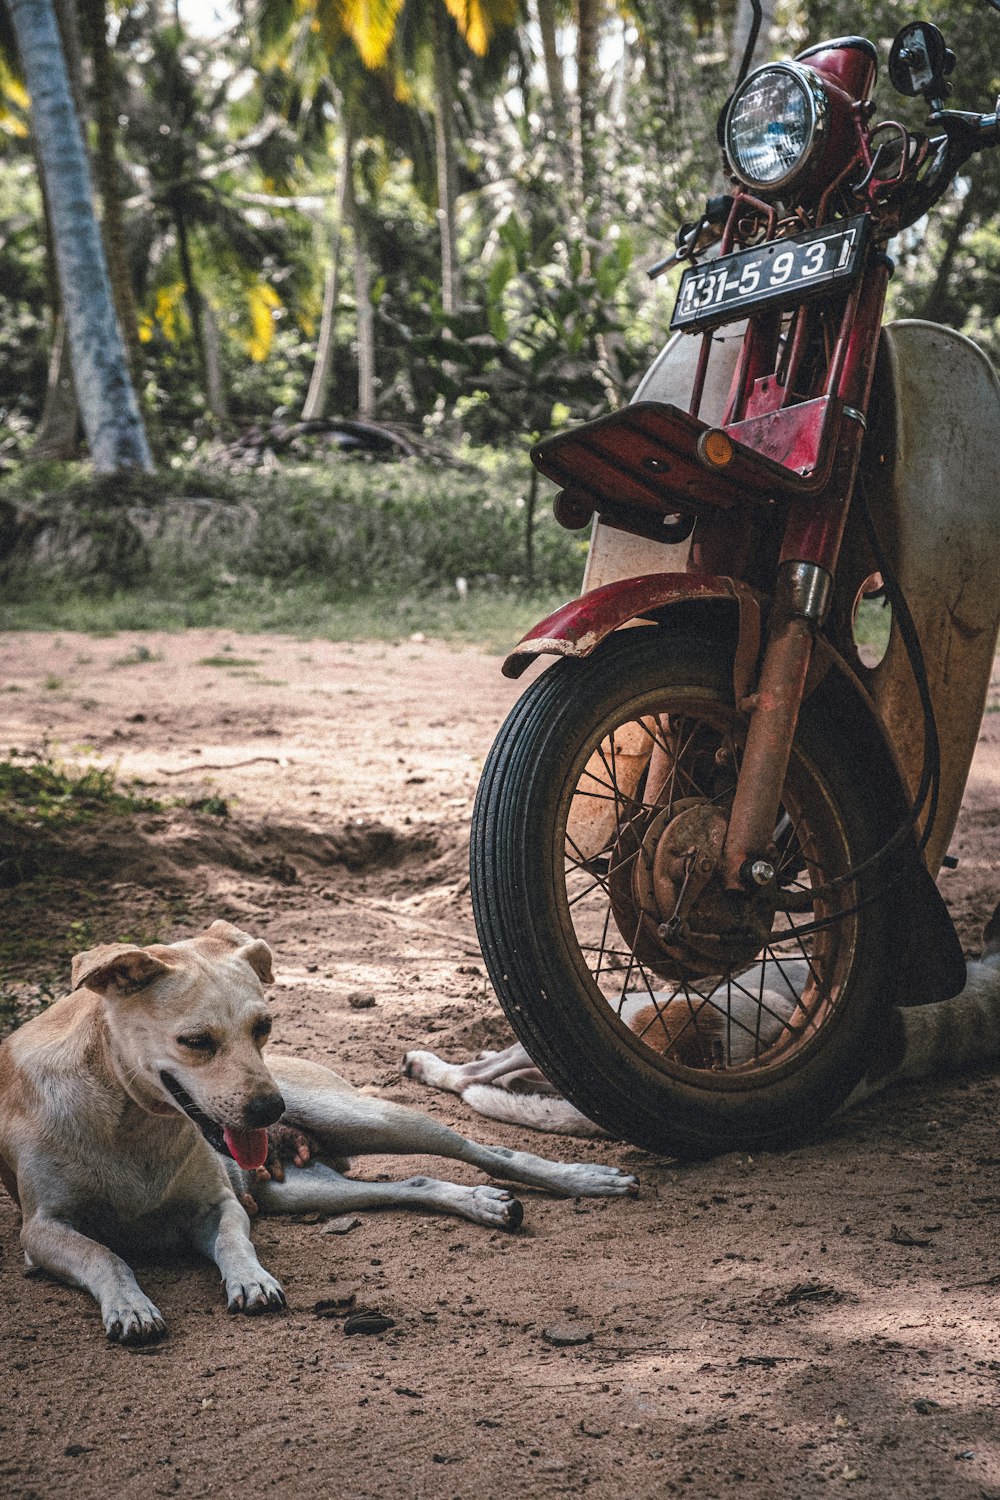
[717,255,890,893]
[721,559,832,890]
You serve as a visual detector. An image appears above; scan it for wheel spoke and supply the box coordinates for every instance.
[553,683,856,1081]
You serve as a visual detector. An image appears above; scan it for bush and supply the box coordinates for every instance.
[0,453,587,601]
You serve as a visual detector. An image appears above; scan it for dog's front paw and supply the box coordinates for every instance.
[104,1293,167,1345]
[225,1268,286,1315]
[469,1184,524,1231]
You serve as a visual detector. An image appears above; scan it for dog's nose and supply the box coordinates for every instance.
[244,1092,285,1128]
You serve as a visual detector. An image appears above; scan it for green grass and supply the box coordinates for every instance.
[0,753,161,824]
[0,454,586,649]
[0,579,569,652]
[853,597,892,661]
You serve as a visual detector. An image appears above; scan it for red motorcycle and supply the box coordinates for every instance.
[469,6,1000,1155]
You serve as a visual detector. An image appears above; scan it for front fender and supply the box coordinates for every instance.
[502,573,764,702]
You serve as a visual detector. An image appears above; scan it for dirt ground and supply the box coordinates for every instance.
[2,627,1000,1500]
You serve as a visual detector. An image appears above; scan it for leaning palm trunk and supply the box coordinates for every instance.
[8,0,152,472]
[431,3,460,315]
[342,121,375,421]
[79,0,143,379]
[302,126,350,422]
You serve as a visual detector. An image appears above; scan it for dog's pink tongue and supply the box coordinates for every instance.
[223,1126,269,1171]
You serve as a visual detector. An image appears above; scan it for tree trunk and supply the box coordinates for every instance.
[535,0,566,132]
[31,314,80,460]
[201,300,229,423]
[574,0,600,235]
[342,121,374,421]
[302,126,350,421]
[174,207,226,422]
[921,181,980,324]
[79,0,143,379]
[8,0,152,472]
[432,2,460,315]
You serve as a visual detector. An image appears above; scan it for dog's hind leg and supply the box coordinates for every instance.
[251,1160,524,1229]
[268,1057,638,1199]
[402,1041,540,1096]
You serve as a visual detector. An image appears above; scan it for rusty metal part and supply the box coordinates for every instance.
[722,597,816,889]
[650,804,727,916]
[779,561,833,623]
[502,573,763,703]
[606,791,774,978]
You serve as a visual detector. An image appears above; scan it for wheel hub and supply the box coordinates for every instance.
[608,799,776,978]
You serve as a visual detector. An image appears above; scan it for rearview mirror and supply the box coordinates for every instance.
[888,22,954,101]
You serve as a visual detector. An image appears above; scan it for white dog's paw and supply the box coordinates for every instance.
[401,1049,437,1082]
[466,1184,524,1230]
[225,1268,286,1315]
[103,1292,167,1345]
[556,1162,639,1198]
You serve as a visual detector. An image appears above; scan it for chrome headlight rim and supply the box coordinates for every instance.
[724,61,830,195]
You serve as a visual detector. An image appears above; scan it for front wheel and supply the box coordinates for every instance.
[470,626,894,1156]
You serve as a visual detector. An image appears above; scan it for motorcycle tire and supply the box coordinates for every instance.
[470,624,894,1157]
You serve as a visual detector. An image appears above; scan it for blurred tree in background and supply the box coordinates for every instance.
[0,0,999,467]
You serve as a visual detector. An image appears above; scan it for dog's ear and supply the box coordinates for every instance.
[72,944,177,997]
[237,940,274,986]
[203,919,274,986]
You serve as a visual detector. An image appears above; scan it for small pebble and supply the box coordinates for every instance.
[321,1215,362,1235]
[348,992,377,1010]
[542,1322,593,1347]
[344,1312,396,1336]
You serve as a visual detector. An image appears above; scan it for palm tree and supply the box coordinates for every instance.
[253,0,434,420]
[6,0,152,471]
[289,0,520,315]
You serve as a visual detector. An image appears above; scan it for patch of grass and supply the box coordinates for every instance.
[197,655,261,668]
[0,581,570,652]
[853,597,892,663]
[0,752,161,825]
[0,454,588,610]
[112,644,163,667]
[189,794,229,817]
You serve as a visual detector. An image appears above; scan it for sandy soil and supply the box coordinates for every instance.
[2,628,1000,1500]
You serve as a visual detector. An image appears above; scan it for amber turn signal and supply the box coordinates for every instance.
[698,428,735,469]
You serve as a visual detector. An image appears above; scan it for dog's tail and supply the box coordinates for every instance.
[459,1084,609,1138]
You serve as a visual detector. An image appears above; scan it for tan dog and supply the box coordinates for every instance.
[405,906,1000,1136]
[0,921,637,1344]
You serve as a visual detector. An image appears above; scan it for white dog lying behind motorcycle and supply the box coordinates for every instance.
[0,921,636,1345]
[405,904,1000,1138]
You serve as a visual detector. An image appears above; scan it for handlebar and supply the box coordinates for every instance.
[897,105,1000,229]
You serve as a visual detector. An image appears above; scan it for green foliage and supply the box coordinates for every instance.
[0,456,586,642]
[0,751,160,825]
[3,0,1000,457]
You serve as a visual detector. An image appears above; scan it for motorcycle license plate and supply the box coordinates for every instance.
[670,215,870,334]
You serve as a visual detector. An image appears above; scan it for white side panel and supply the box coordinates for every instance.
[867,320,1000,874]
[581,329,745,591]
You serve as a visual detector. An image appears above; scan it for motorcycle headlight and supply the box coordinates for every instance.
[724,62,829,193]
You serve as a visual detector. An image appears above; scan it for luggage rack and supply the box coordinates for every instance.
[532,396,842,543]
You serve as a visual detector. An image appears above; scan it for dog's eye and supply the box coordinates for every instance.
[177,1033,215,1053]
[253,1019,272,1044]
